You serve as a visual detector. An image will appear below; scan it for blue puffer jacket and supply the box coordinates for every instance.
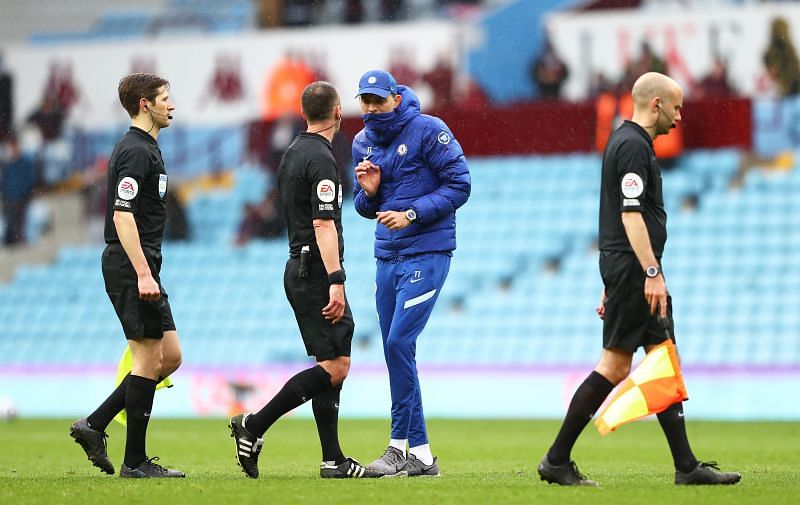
[353,86,471,260]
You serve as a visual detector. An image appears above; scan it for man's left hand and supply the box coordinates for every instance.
[376,211,412,230]
[322,284,346,324]
[596,288,606,320]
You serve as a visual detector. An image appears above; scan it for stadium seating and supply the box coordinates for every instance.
[72,126,246,180]
[1,149,798,367]
[28,0,253,43]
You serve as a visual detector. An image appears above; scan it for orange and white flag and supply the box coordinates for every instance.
[595,339,688,435]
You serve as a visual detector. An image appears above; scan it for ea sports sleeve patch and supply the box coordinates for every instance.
[620,172,644,209]
[311,178,340,218]
[114,176,139,210]
[616,139,650,212]
[113,146,149,212]
[317,179,335,203]
[621,172,644,198]
[317,179,336,211]
[309,155,341,219]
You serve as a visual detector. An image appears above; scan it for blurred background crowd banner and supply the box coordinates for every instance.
[546,3,800,101]
[4,21,461,128]
[0,0,798,421]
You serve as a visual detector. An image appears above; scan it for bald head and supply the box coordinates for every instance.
[630,72,683,138]
[632,72,681,109]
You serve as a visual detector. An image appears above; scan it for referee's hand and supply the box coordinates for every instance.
[137,273,161,302]
[596,288,606,320]
[322,284,345,324]
[644,275,667,318]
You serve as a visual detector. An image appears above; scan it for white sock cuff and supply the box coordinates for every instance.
[389,439,407,454]
[409,443,433,465]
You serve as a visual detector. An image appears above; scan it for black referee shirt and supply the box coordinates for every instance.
[598,120,667,257]
[278,132,344,260]
[104,127,169,250]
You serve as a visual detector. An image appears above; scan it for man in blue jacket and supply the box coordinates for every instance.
[352,70,471,477]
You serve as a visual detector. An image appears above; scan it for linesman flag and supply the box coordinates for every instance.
[595,339,688,435]
[113,346,173,427]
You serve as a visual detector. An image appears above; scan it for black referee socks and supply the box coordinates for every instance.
[657,402,698,473]
[87,373,130,431]
[547,371,615,466]
[246,365,333,437]
[124,374,157,469]
[313,386,346,465]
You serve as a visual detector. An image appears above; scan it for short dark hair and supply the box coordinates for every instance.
[117,73,169,118]
[301,81,339,122]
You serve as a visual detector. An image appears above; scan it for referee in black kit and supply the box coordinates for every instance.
[69,73,184,478]
[229,81,380,479]
[537,72,740,486]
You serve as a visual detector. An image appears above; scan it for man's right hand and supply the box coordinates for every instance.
[356,160,381,197]
[138,273,161,302]
[644,274,667,318]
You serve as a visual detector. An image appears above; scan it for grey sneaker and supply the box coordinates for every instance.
[537,456,597,486]
[229,413,264,479]
[69,418,114,475]
[368,446,408,477]
[675,461,741,485]
[406,454,440,477]
[119,457,185,478]
[320,458,383,478]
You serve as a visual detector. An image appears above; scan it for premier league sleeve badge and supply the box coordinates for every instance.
[159,174,168,200]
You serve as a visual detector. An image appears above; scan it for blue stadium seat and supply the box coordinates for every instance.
[1,150,796,368]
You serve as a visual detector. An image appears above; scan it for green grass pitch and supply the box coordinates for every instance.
[1,418,798,504]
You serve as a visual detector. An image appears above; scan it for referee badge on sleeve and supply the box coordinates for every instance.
[317,179,335,203]
[117,177,138,200]
[317,179,336,211]
[621,173,644,198]
[158,174,168,200]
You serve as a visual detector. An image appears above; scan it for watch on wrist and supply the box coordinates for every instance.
[645,265,660,278]
[405,208,417,223]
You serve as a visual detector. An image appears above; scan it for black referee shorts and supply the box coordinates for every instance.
[599,251,675,353]
[101,243,176,340]
[284,256,353,361]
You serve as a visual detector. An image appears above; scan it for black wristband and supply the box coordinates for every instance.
[328,270,346,284]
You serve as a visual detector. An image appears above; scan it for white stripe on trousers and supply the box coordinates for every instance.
[403,289,437,309]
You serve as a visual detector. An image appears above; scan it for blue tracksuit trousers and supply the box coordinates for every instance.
[375,252,450,447]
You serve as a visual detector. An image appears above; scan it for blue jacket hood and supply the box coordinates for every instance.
[362,85,421,147]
